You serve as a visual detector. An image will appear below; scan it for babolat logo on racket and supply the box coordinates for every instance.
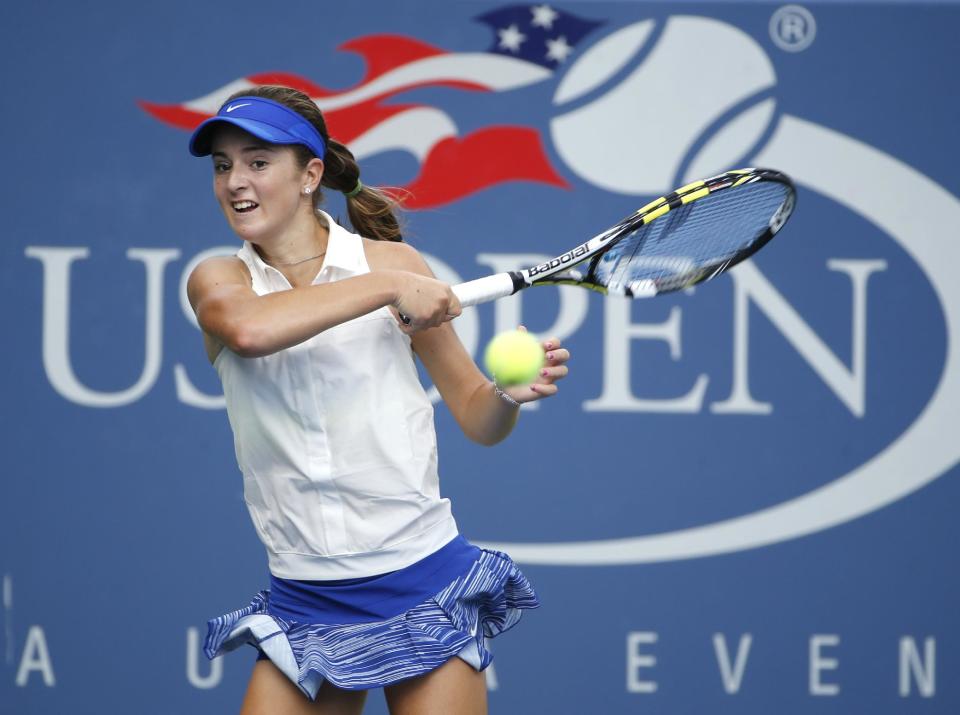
[528,244,591,277]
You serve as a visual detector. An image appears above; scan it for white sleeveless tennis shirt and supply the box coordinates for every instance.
[214,214,458,580]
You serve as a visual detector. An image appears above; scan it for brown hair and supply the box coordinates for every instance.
[225,85,403,242]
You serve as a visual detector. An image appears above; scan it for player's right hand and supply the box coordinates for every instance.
[392,272,462,332]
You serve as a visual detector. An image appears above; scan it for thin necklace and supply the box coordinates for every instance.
[265,251,326,267]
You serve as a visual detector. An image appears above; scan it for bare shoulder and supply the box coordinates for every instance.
[186,255,251,308]
[189,254,249,282]
[364,238,433,276]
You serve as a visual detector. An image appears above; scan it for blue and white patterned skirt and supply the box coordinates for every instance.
[204,537,539,699]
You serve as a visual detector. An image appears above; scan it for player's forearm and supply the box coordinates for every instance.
[215,271,401,357]
[459,381,520,446]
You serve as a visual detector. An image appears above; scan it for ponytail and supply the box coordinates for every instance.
[321,138,404,243]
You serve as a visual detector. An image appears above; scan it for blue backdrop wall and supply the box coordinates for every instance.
[2,1,959,713]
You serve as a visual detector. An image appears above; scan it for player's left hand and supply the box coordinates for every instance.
[505,331,569,404]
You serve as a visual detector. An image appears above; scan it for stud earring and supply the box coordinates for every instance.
[303,187,312,195]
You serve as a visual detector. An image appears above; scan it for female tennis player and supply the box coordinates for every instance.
[186,85,570,714]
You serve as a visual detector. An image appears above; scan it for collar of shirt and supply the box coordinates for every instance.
[239,211,367,292]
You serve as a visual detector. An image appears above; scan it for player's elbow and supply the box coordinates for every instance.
[228,323,270,358]
[199,302,268,358]
[222,314,286,358]
[462,421,512,447]
[471,433,507,447]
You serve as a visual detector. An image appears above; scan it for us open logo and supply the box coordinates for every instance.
[479,14,960,564]
[31,8,960,565]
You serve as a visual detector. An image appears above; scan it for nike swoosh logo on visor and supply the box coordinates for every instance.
[225,103,251,113]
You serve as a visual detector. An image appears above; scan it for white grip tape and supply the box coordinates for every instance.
[452,273,517,307]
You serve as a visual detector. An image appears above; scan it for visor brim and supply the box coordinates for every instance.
[189,117,308,157]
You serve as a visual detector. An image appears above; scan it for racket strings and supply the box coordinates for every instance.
[594,182,790,293]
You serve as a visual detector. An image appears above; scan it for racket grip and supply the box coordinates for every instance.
[452,273,518,308]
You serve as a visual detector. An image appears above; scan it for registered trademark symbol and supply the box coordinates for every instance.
[770,5,816,52]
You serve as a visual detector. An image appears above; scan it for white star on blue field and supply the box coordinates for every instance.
[478,3,603,67]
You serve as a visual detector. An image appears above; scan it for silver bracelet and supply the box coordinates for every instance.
[493,383,521,408]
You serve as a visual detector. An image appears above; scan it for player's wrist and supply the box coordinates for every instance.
[377,269,403,308]
[492,382,521,408]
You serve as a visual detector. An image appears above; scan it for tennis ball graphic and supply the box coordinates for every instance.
[551,16,777,195]
[484,330,545,387]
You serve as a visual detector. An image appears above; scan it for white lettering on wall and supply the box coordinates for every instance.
[3,574,12,666]
[809,634,840,696]
[619,630,943,700]
[626,631,658,693]
[713,633,752,693]
[712,259,887,416]
[15,626,55,687]
[899,636,935,697]
[186,627,222,689]
[24,248,888,416]
[25,247,180,408]
[585,302,708,412]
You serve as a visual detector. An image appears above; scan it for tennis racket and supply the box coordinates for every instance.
[451,167,795,307]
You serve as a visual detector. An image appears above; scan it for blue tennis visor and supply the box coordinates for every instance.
[188,96,326,159]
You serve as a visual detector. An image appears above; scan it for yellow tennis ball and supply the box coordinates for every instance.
[484,330,545,386]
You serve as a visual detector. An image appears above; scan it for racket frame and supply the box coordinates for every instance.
[452,167,796,307]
